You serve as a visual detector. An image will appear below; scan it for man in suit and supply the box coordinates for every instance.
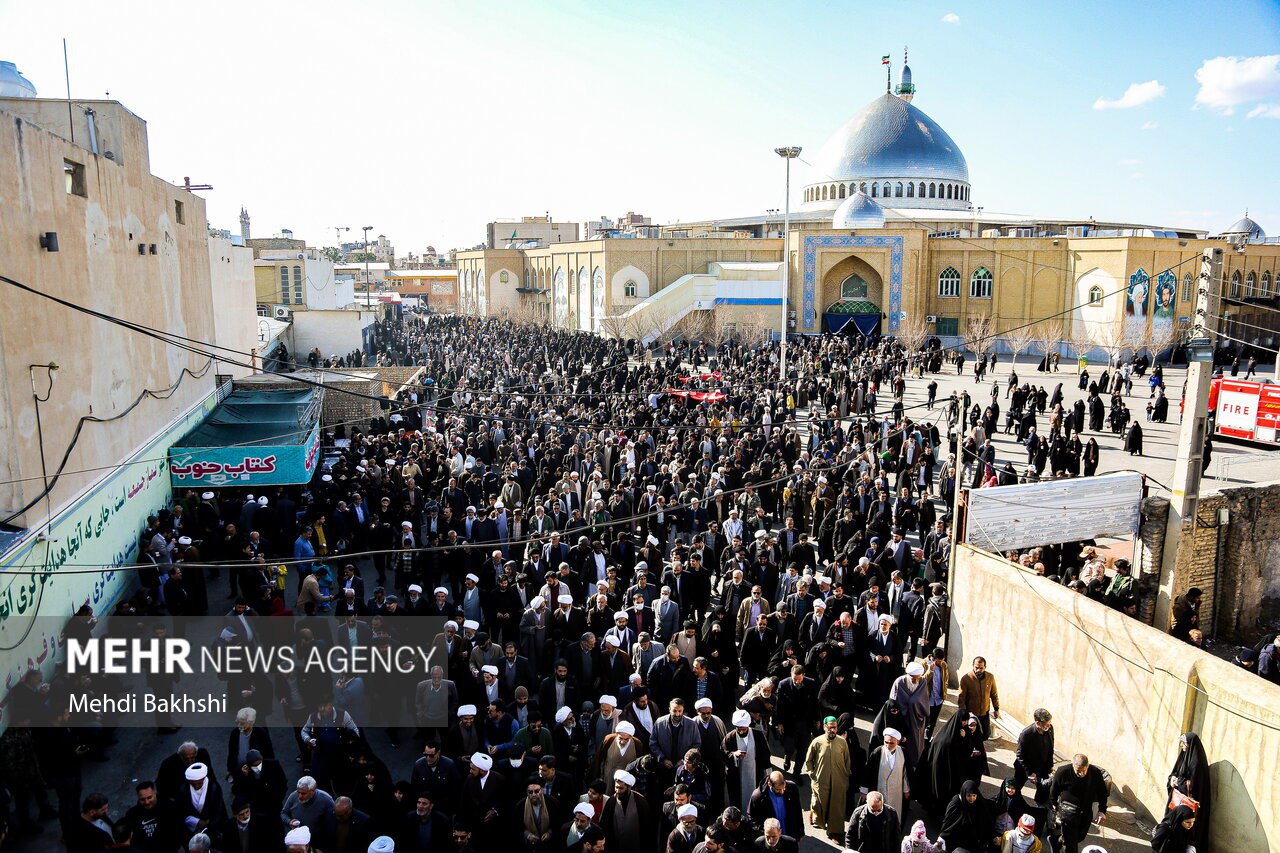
[734,586,773,642]
[334,612,373,651]
[649,699,701,781]
[652,587,681,643]
[498,642,538,703]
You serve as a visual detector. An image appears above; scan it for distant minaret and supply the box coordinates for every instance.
[239,207,251,240]
[896,47,916,102]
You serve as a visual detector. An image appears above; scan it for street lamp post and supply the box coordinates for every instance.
[362,225,374,293]
[774,146,802,381]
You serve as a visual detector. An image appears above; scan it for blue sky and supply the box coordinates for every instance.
[2,0,1278,252]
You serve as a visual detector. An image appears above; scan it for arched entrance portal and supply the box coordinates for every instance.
[823,262,883,335]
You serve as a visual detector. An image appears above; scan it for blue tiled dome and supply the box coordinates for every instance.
[831,190,885,229]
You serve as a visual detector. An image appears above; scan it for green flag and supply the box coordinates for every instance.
[511,229,518,240]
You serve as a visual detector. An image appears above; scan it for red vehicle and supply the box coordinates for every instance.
[1208,376,1280,444]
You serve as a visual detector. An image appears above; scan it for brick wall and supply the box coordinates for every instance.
[1195,482,1280,643]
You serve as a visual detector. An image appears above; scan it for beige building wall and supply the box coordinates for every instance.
[208,235,259,379]
[0,98,217,528]
[949,544,1279,851]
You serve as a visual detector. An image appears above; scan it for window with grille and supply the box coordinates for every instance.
[293,266,303,303]
[936,318,959,336]
[938,267,960,298]
[280,267,290,304]
[970,267,993,299]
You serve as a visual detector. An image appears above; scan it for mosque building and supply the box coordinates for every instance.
[455,52,1279,354]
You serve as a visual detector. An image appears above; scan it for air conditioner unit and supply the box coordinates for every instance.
[296,253,306,260]
[926,315,938,323]
[274,306,292,320]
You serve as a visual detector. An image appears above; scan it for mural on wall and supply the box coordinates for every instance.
[477,268,487,315]
[592,268,605,333]
[577,268,590,332]
[1125,268,1149,332]
[553,268,568,327]
[1153,269,1176,327]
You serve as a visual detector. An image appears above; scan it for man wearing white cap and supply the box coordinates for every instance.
[461,573,483,624]
[605,611,637,651]
[888,661,930,768]
[462,752,506,847]
[283,824,312,852]
[520,596,550,661]
[594,720,643,788]
[665,802,702,853]
[480,665,501,706]
[563,802,596,850]
[725,709,768,813]
[448,706,483,758]
[177,762,225,838]
[600,769,653,853]
[860,728,910,816]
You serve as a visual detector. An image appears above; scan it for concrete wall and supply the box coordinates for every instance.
[949,544,1280,850]
[208,235,258,379]
[0,97,216,529]
[289,310,373,361]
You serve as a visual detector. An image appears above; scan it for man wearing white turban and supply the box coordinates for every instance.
[888,661,930,769]
[860,728,910,815]
[284,825,312,852]
[462,751,506,849]
[723,709,768,813]
[601,769,652,853]
[367,836,395,852]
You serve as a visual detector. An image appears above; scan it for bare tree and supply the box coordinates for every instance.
[896,314,930,355]
[598,312,634,341]
[1067,321,1094,370]
[1148,323,1177,365]
[643,302,677,347]
[1033,319,1064,369]
[507,299,542,327]
[963,314,995,362]
[1001,323,1036,372]
[736,305,776,346]
[1092,321,1128,369]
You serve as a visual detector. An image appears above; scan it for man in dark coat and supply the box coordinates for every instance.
[747,772,804,842]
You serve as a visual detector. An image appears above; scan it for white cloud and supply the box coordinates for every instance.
[1247,103,1280,119]
[1119,158,1141,166]
[941,12,960,24]
[1093,80,1166,110]
[1141,120,1158,129]
[1194,55,1280,114]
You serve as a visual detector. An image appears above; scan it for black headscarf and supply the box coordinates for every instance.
[818,666,857,719]
[939,780,991,852]
[1152,804,1197,853]
[919,710,970,809]
[1166,732,1211,853]
[993,777,1028,826]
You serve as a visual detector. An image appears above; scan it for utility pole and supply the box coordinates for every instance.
[1154,247,1222,631]
[774,146,801,381]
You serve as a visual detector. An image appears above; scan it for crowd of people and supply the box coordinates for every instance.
[0,314,1232,853]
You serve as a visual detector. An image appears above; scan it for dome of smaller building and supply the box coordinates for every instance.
[832,190,885,229]
[0,61,37,98]
[1221,214,1265,243]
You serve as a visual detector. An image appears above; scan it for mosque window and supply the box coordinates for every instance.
[822,186,828,201]
[907,183,915,198]
[1262,271,1273,298]
[293,266,303,303]
[946,185,954,200]
[839,184,847,199]
[883,182,892,197]
[1181,273,1193,303]
[280,266,290,304]
[970,267,993,299]
[500,270,509,283]
[938,267,961,298]
[1230,271,1242,298]
[895,182,904,197]
[929,183,936,198]
[1246,272,1257,297]
[840,275,869,299]
[871,184,878,198]
[625,280,637,298]
[936,317,959,336]
[1088,285,1104,305]
[860,182,868,194]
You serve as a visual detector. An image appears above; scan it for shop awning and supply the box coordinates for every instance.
[169,388,323,488]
